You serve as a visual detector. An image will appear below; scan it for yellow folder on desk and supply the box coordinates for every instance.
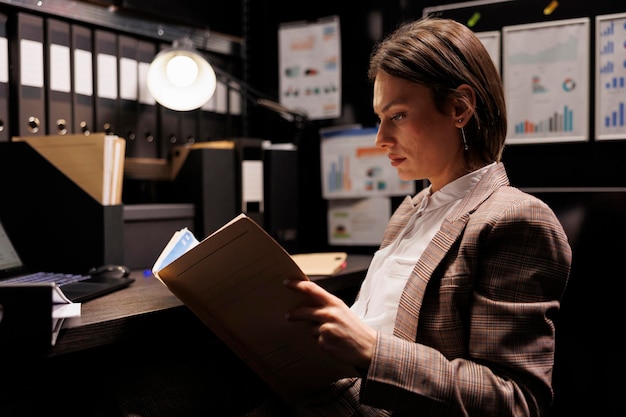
[290,252,347,276]
[13,133,125,205]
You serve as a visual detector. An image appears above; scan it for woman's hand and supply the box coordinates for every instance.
[284,279,377,369]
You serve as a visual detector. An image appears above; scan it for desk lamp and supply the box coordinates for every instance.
[146,37,217,111]
[146,37,308,128]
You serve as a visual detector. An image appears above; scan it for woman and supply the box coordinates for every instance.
[247,16,572,417]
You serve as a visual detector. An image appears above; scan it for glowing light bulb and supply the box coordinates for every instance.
[166,55,198,88]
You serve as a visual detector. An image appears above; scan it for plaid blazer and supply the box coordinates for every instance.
[288,162,572,417]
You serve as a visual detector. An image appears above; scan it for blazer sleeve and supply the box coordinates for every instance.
[360,190,572,417]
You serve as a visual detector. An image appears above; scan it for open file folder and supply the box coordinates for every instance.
[12,133,125,205]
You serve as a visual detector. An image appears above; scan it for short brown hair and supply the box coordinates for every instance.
[368,17,507,169]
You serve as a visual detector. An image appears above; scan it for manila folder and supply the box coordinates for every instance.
[156,214,358,401]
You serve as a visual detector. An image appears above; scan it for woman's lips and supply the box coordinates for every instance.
[389,155,405,167]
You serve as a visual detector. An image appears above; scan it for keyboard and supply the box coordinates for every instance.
[3,271,91,286]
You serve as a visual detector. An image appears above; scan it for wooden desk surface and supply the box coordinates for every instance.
[52,254,372,356]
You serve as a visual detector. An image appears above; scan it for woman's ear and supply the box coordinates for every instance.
[453,84,476,125]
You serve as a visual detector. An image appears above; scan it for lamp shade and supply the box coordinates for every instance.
[147,39,217,111]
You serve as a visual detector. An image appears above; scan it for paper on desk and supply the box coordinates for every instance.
[53,302,81,318]
[51,284,81,346]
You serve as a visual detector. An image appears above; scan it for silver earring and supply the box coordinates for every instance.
[458,118,463,123]
[461,127,468,151]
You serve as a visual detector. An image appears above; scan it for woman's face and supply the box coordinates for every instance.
[373,72,466,192]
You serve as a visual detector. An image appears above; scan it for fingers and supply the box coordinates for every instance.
[283,279,337,321]
[283,278,334,305]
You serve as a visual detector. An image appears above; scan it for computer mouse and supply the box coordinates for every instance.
[88,264,131,279]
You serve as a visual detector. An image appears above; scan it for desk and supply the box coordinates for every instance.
[53,253,372,356]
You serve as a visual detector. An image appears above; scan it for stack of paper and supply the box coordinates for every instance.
[13,133,126,205]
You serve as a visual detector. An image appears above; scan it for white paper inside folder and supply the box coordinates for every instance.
[152,227,199,280]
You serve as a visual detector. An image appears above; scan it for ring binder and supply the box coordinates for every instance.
[14,12,46,137]
[45,18,73,136]
[71,23,94,136]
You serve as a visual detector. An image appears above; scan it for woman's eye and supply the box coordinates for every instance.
[391,113,405,121]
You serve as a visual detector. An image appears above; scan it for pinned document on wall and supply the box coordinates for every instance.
[327,197,390,246]
[502,18,590,144]
[279,15,341,120]
[12,133,125,205]
[320,127,415,199]
[595,12,626,141]
[475,30,501,74]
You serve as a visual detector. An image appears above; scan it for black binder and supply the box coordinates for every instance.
[70,23,94,135]
[0,12,9,142]
[93,29,119,135]
[118,34,139,154]
[0,141,124,274]
[45,18,72,136]
[135,38,158,158]
[13,12,46,137]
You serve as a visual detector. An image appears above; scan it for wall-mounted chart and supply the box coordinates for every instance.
[503,18,590,144]
[596,12,626,141]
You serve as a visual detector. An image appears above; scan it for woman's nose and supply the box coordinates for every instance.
[375,126,391,148]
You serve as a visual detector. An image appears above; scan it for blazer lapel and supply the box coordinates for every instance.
[393,214,468,340]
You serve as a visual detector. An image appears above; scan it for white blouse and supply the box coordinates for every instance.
[350,163,494,334]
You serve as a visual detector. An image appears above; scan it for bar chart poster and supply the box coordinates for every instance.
[503,18,590,144]
[320,127,415,199]
[596,13,626,141]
